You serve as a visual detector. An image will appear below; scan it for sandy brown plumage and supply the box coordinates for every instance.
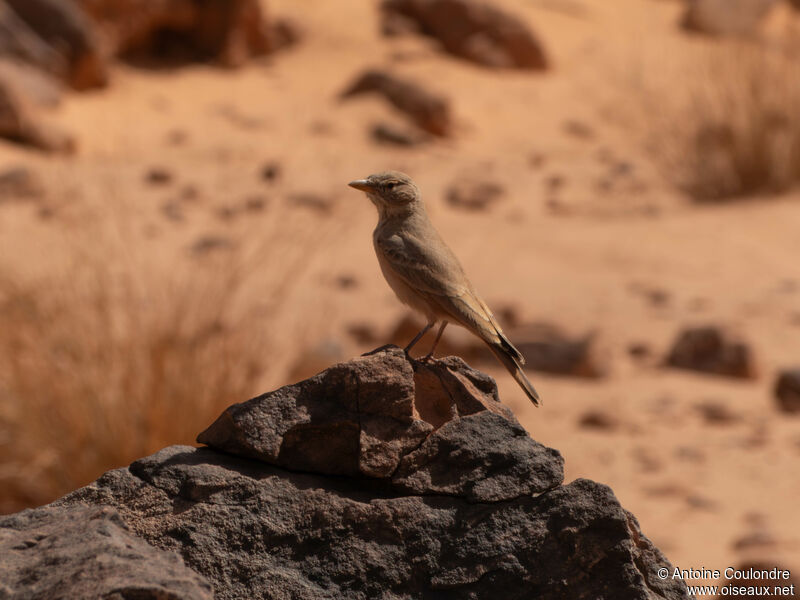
[348,170,540,405]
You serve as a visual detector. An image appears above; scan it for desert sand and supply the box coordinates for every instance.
[1,0,799,592]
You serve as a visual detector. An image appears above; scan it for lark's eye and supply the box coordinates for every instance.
[386,181,398,190]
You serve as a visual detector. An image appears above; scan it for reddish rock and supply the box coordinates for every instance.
[381,0,548,70]
[774,368,800,414]
[512,322,610,378]
[0,347,690,600]
[445,178,505,211]
[0,506,212,599]
[341,69,451,136]
[681,0,779,36]
[77,0,278,68]
[6,0,109,89]
[0,70,75,153]
[665,325,756,379]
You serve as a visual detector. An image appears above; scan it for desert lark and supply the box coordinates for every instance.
[348,171,540,405]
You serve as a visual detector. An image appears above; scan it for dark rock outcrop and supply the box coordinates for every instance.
[77,0,287,68]
[774,368,800,414]
[665,325,756,379]
[6,0,108,90]
[681,0,779,36]
[3,347,690,599]
[341,69,452,137]
[381,0,548,70]
[0,505,213,600]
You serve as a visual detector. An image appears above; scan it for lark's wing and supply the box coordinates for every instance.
[376,232,523,361]
[376,231,539,405]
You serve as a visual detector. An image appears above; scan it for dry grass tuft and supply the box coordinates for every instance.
[0,210,324,513]
[645,39,800,201]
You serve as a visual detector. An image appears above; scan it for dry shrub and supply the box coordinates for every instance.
[0,215,322,513]
[648,39,800,201]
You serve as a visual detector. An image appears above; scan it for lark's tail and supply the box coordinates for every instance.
[488,342,540,406]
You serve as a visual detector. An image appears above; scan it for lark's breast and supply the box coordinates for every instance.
[374,246,439,321]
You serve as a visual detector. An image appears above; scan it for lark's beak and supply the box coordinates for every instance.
[348,179,374,192]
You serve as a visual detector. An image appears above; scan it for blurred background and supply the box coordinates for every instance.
[1,0,799,589]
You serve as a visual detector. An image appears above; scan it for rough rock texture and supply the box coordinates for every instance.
[5,347,690,599]
[774,368,800,414]
[5,0,109,90]
[681,0,779,36]
[382,0,548,70]
[665,325,756,379]
[340,69,452,136]
[0,505,213,600]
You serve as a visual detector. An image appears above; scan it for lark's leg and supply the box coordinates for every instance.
[404,321,435,353]
[422,321,448,361]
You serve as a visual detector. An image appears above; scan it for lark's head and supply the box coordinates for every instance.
[348,171,421,216]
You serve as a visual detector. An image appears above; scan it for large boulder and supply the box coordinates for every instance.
[4,347,691,599]
[76,0,286,67]
[381,0,548,70]
[0,505,213,599]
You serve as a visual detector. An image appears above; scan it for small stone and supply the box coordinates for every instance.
[260,162,281,182]
[145,167,173,185]
[774,369,800,414]
[445,179,505,211]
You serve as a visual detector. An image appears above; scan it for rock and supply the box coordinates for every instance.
[5,0,109,90]
[370,121,429,146]
[512,322,610,378]
[260,160,281,182]
[0,70,75,153]
[0,505,213,599]
[681,0,779,36]
[381,0,548,70]
[578,410,619,431]
[0,58,63,108]
[0,165,44,202]
[198,347,541,484]
[0,4,67,81]
[190,234,235,255]
[389,316,608,378]
[694,400,740,424]
[287,192,334,213]
[445,178,505,211]
[77,0,278,68]
[145,166,174,185]
[340,69,451,136]
[774,368,800,414]
[665,325,756,379]
[4,346,689,599]
[392,411,562,501]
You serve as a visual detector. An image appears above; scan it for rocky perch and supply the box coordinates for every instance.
[0,346,690,600]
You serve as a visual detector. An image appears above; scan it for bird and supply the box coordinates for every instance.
[348,170,540,405]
